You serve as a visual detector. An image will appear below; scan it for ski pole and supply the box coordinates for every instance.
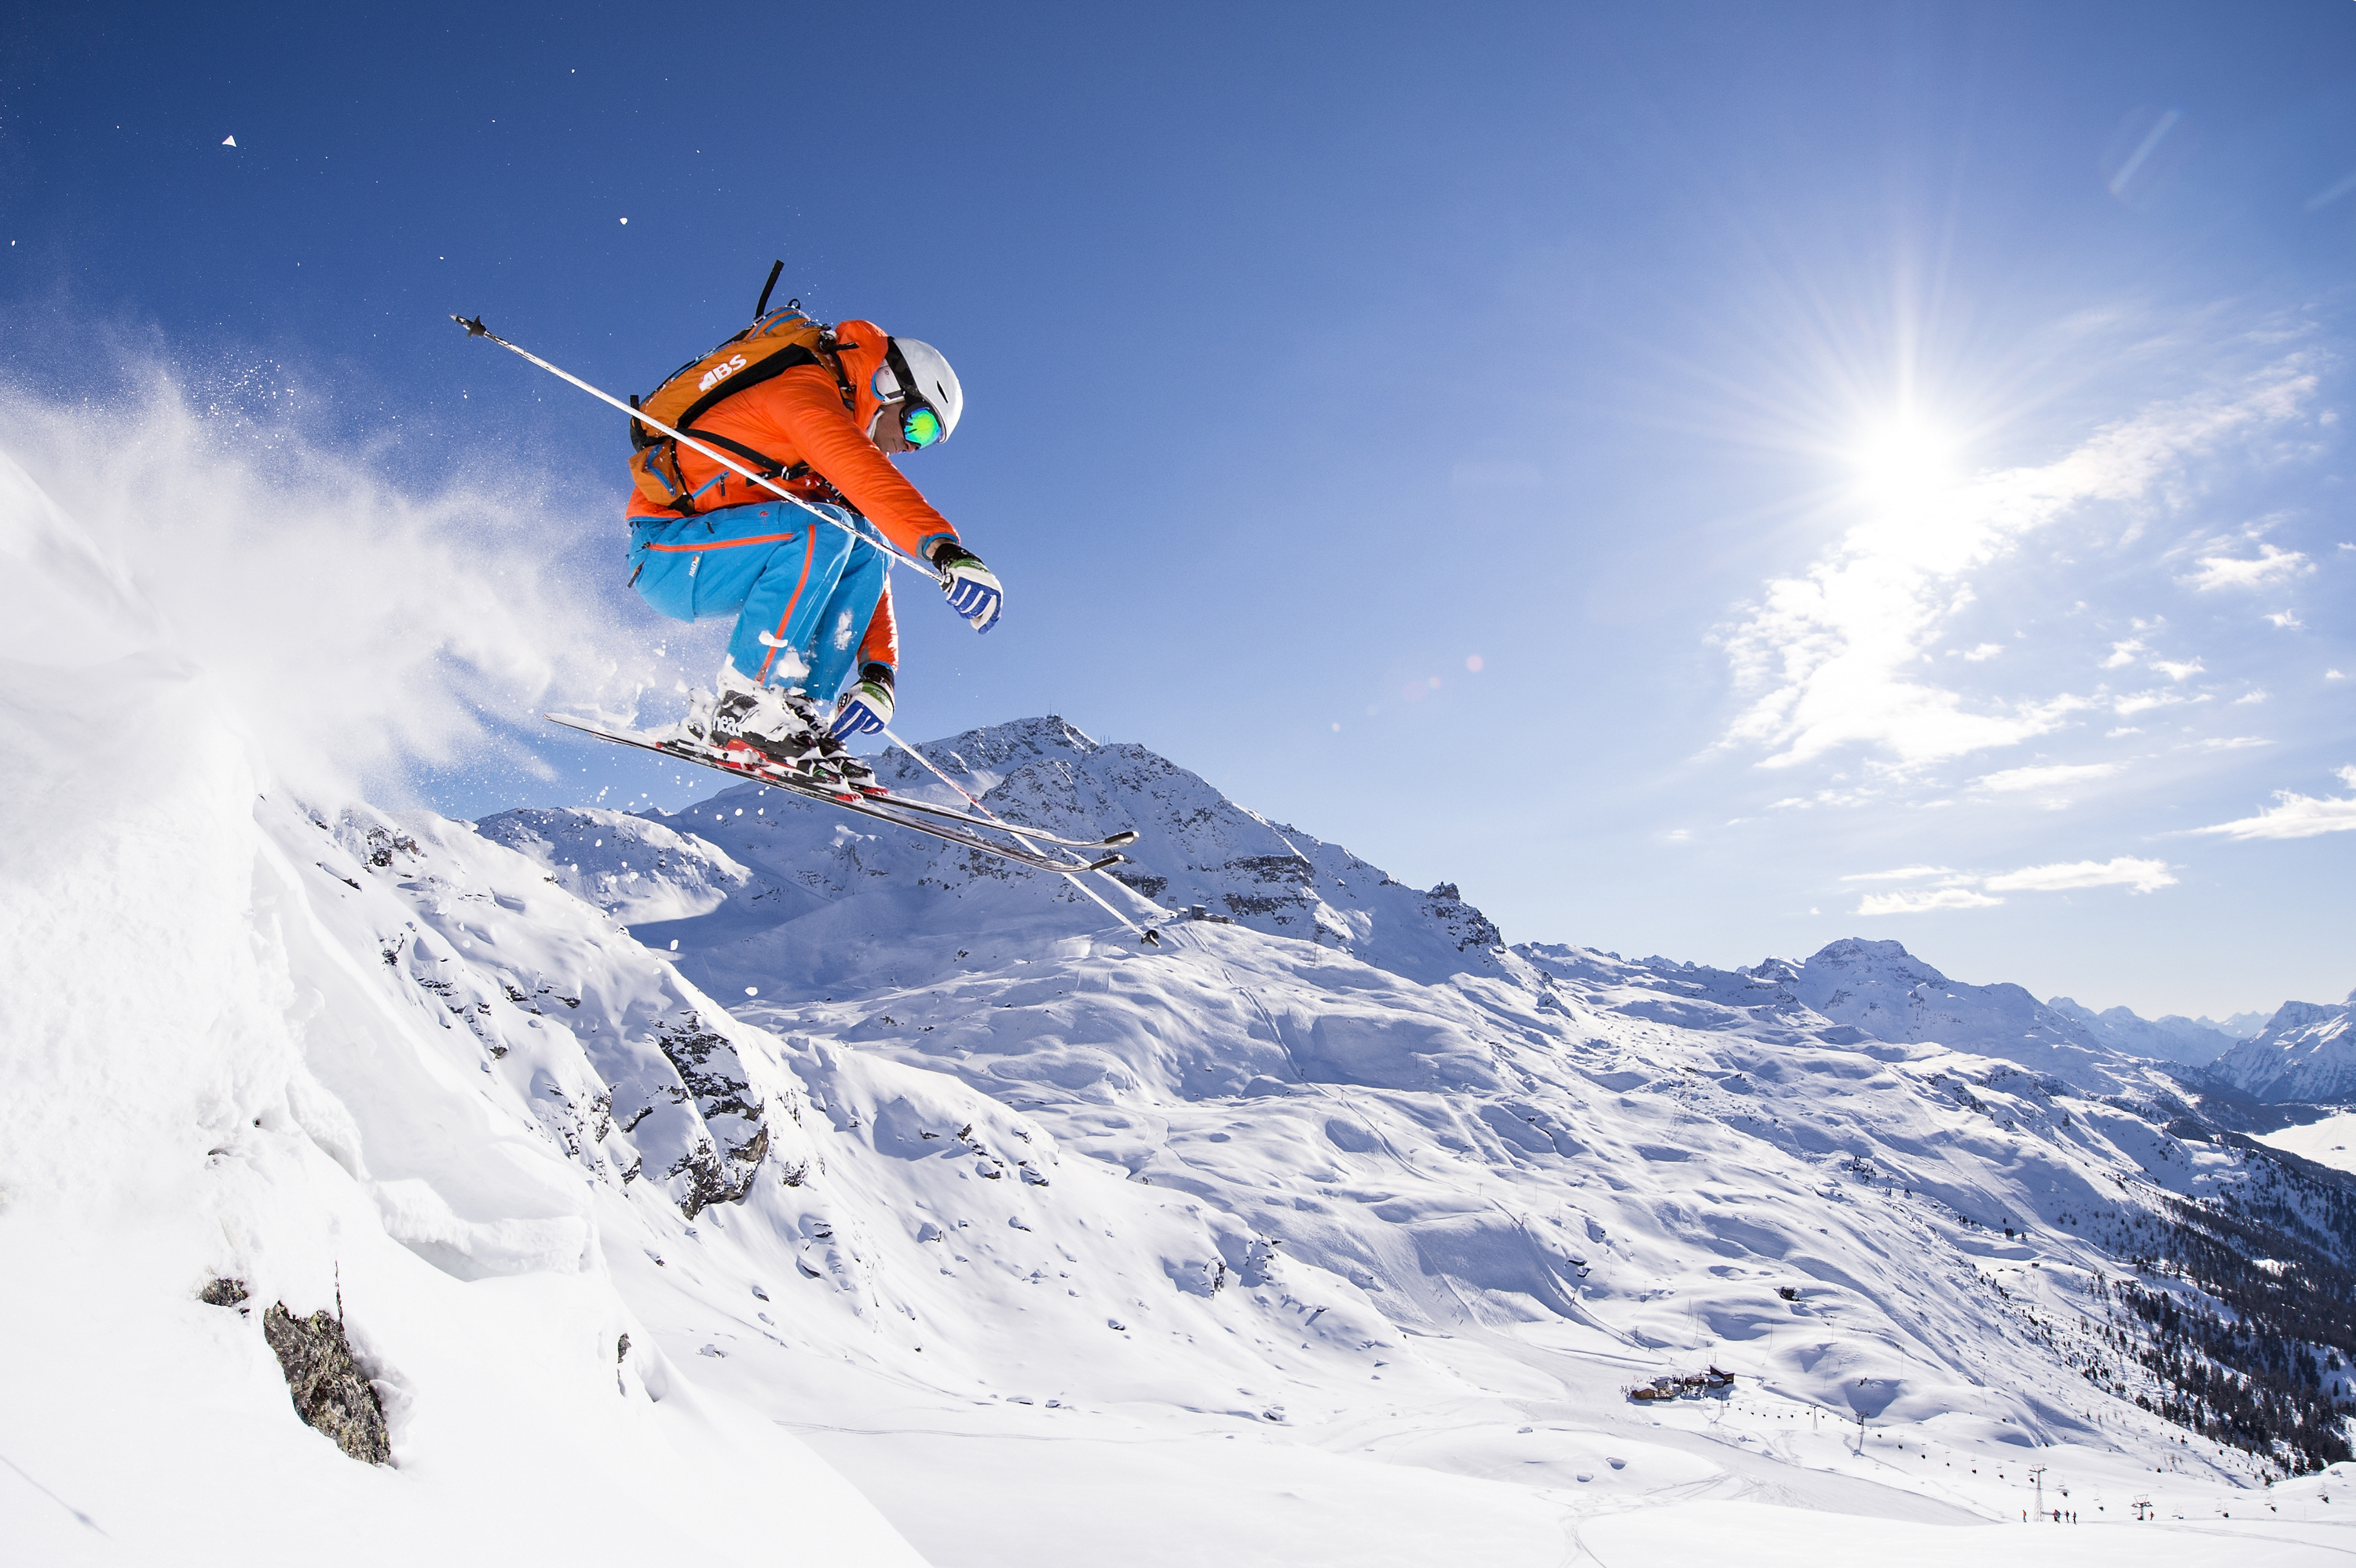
[448,314,935,579]
[879,725,1161,945]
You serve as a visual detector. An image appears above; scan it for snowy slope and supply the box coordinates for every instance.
[0,452,924,1565]
[2212,994,2356,1103]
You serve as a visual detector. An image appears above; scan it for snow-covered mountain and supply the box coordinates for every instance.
[2211,994,2356,1104]
[2043,997,2244,1068]
[473,717,2353,1550]
[1520,935,2160,1095]
[7,444,2352,1566]
[1782,939,2160,1091]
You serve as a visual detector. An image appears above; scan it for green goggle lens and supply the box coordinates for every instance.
[902,405,945,448]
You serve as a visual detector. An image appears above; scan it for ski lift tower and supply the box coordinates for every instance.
[2031,1465,2047,1519]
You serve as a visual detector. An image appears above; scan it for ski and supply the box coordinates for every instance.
[843,785,1140,850]
[545,715,1128,876]
[545,713,1136,850]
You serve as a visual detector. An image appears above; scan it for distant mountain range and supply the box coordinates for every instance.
[2208,993,2356,1104]
[2043,996,2252,1068]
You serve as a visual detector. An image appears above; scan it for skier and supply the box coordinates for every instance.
[624,303,1002,788]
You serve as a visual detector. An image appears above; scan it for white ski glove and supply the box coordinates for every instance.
[829,664,895,740]
[930,541,1003,634]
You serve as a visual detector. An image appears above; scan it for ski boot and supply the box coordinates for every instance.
[820,741,887,798]
[678,673,842,785]
[788,721,884,798]
[766,693,870,799]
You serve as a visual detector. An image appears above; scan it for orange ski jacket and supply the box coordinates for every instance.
[622,321,958,558]
[624,320,956,672]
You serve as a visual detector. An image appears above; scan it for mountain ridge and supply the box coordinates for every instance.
[2211,992,2356,1104]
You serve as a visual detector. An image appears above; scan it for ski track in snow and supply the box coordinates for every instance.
[3,450,2351,1565]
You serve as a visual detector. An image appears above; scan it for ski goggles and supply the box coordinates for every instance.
[900,403,946,449]
[876,340,948,449]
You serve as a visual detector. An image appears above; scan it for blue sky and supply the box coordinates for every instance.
[4,2,2351,1018]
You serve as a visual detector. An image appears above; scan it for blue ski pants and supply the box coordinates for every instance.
[627,501,887,699]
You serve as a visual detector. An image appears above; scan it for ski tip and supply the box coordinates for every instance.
[1103,830,1140,847]
[1085,853,1125,872]
[452,313,489,337]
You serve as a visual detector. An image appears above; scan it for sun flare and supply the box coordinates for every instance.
[1849,415,1959,510]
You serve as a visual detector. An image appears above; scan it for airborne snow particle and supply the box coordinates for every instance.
[222,135,236,147]
[744,985,759,996]
[620,217,629,225]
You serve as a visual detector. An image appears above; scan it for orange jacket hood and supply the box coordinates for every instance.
[832,319,893,442]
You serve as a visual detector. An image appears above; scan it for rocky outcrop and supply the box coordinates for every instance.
[261,1303,390,1464]
[1422,883,1502,953]
[652,1011,772,1217]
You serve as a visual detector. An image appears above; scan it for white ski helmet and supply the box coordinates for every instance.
[872,336,964,444]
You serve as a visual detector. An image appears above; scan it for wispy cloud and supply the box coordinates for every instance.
[1839,864,1958,883]
[1857,886,2003,915]
[2199,736,2270,751]
[2234,689,2268,705]
[2150,657,2205,682]
[1973,761,2120,793]
[2265,611,2303,629]
[1720,363,2313,772]
[1954,642,2005,662]
[1849,851,2176,911]
[2192,766,2356,841]
[2102,638,2145,668]
[2306,170,2356,213]
[2113,689,2205,716]
[1982,857,2176,894]
[2181,542,2314,592]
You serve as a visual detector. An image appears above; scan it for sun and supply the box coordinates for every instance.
[1849,414,1959,512]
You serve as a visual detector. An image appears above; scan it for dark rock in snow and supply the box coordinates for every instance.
[261,1303,390,1464]
[651,1010,771,1217]
[198,1277,248,1308]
